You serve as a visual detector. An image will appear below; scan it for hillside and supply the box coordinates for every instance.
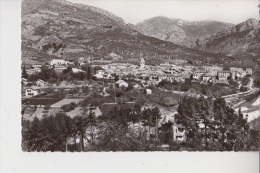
[21,0,235,64]
[136,16,233,47]
[196,18,260,58]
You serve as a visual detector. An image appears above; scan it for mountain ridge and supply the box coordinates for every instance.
[136,16,234,47]
[21,0,236,65]
[196,18,260,58]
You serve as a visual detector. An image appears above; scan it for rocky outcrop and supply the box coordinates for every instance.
[196,18,260,57]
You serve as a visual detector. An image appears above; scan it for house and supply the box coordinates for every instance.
[78,57,85,65]
[115,80,128,88]
[25,86,41,97]
[160,116,187,143]
[21,78,29,86]
[36,79,45,86]
[72,68,85,73]
[202,73,216,83]
[173,124,187,142]
[193,71,205,80]
[230,67,244,73]
[158,74,184,83]
[217,70,230,80]
[146,89,152,95]
[50,59,67,66]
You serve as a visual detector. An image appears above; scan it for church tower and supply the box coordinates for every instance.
[140,58,145,69]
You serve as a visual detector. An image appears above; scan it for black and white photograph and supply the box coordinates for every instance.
[19,0,260,152]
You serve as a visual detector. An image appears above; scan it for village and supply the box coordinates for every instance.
[21,56,259,151]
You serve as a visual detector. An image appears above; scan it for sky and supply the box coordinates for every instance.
[67,0,259,24]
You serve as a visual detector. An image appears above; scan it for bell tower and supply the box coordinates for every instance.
[140,58,145,69]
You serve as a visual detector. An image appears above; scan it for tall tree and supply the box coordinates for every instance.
[22,65,28,79]
[87,66,91,80]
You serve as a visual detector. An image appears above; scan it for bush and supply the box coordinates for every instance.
[61,102,77,112]
[240,86,248,92]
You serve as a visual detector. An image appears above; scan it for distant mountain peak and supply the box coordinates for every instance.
[136,16,234,47]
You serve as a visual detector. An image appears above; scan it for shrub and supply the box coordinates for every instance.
[240,86,248,92]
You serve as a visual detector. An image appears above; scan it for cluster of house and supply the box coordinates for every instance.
[22,57,254,99]
[23,58,85,75]
[95,59,253,87]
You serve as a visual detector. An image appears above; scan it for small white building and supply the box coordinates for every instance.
[72,68,85,73]
[173,124,187,142]
[115,80,128,88]
[25,86,41,97]
[36,79,45,86]
[146,89,152,95]
[21,78,29,85]
[218,71,230,80]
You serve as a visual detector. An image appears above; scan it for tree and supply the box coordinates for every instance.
[190,74,193,81]
[72,115,89,151]
[87,66,91,80]
[44,105,51,112]
[22,65,28,79]
[176,96,213,148]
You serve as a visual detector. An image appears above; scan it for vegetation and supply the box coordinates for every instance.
[61,102,77,112]
[22,103,163,151]
[22,65,28,79]
[158,79,237,97]
[175,96,259,151]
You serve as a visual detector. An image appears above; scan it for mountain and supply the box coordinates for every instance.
[136,16,234,47]
[21,0,235,64]
[196,18,260,58]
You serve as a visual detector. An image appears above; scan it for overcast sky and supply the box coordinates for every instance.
[67,0,259,24]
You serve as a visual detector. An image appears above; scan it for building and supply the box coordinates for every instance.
[202,73,216,83]
[193,71,205,80]
[160,114,187,143]
[36,79,45,86]
[72,68,85,73]
[26,67,41,75]
[21,78,29,86]
[78,57,85,64]
[218,71,230,80]
[158,74,184,83]
[115,80,128,88]
[230,67,244,73]
[25,86,41,97]
[140,58,145,69]
[173,124,187,142]
[50,59,67,66]
[145,89,152,94]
